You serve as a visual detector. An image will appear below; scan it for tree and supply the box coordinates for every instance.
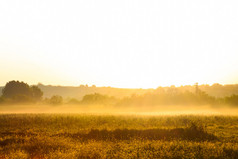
[31,86,43,101]
[225,94,238,106]
[49,95,63,105]
[2,80,43,103]
[2,81,31,99]
[81,93,117,105]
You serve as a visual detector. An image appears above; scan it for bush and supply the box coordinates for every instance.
[81,93,117,105]
[49,95,63,105]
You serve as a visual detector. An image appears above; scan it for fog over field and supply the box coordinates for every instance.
[1,104,238,116]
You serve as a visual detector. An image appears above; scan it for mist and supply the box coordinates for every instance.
[1,104,238,116]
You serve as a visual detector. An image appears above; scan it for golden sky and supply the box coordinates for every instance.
[0,0,238,88]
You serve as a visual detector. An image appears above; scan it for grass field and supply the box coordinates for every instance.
[1,112,238,158]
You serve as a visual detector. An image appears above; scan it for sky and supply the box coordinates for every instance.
[0,0,238,88]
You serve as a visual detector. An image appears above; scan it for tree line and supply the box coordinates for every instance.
[0,81,63,105]
[77,87,238,106]
[0,80,238,106]
[69,85,238,106]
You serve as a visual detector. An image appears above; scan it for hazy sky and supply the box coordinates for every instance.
[0,0,238,88]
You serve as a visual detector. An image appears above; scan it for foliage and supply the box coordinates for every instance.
[1,80,43,103]
[81,93,117,105]
[31,86,43,101]
[48,95,63,105]
[78,89,238,107]
[33,83,238,100]
[1,80,238,106]
[224,94,238,106]
[116,87,217,106]
[2,81,31,98]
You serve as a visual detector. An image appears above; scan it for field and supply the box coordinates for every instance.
[1,112,238,158]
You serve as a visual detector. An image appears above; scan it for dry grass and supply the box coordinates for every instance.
[0,113,238,158]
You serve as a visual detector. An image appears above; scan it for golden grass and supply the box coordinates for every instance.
[0,113,238,158]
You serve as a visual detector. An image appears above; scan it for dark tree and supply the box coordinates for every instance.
[225,94,238,106]
[31,86,43,101]
[49,95,63,105]
[81,93,117,105]
[2,81,31,98]
[2,80,43,103]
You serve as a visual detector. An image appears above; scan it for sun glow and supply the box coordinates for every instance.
[1,0,238,88]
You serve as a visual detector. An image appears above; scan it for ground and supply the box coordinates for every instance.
[0,113,238,158]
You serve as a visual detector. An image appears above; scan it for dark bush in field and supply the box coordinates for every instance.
[81,93,118,105]
[62,124,217,141]
[48,95,63,105]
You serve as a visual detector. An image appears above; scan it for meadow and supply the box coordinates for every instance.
[1,111,238,158]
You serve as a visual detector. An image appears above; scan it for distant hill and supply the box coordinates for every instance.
[36,84,153,100]
[176,83,238,98]
[0,83,238,99]
[0,85,151,99]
